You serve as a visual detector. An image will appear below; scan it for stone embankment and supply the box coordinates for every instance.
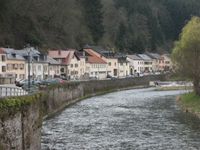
[0,75,166,150]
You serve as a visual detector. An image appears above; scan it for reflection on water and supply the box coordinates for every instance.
[41,88,200,150]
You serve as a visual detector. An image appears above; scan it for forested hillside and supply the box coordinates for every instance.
[0,0,200,52]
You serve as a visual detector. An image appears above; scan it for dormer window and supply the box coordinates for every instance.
[12,53,16,57]
[33,56,38,61]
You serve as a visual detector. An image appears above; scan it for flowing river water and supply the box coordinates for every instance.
[41,88,200,150]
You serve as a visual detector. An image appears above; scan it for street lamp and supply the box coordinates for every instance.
[26,44,32,92]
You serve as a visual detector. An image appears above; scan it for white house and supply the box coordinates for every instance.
[17,47,49,80]
[127,55,144,74]
[47,56,61,78]
[137,54,153,72]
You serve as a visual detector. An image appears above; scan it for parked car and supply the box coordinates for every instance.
[41,78,65,85]
[15,79,24,87]
[107,74,116,80]
[155,72,161,75]
[16,79,42,87]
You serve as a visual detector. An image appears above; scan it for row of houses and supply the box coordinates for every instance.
[0,46,172,81]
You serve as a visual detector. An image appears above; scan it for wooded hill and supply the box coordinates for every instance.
[0,0,199,53]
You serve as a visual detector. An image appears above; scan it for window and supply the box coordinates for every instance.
[19,74,25,79]
[20,64,24,70]
[44,66,48,72]
[108,62,111,66]
[75,64,78,68]
[1,55,6,62]
[71,64,73,68]
[38,65,41,71]
[7,64,12,71]
[14,64,18,70]
[2,66,6,72]
[60,68,65,72]
[33,66,36,72]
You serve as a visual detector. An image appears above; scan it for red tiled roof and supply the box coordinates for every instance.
[48,49,79,65]
[84,49,107,64]
[0,48,6,54]
[48,49,75,58]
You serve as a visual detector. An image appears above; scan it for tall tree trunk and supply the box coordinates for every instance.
[193,78,200,96]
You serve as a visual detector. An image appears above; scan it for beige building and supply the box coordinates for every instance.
[145,53,161,72]
[159,54,172,71]
[106,58,118,77]
[3,48,26,80]
[0,48,7,76]
[84,48,107,79]
[118,56,130,77]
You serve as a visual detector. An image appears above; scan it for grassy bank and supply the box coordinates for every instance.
[179,92,200,115]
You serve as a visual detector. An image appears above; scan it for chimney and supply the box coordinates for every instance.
[58,50,61,55]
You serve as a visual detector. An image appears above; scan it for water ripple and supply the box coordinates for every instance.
[41,88,200,150]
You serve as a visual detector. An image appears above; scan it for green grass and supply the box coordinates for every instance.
[180,92,200,113]
[0,93,42,111]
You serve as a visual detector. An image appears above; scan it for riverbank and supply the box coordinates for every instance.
[155,86,192,91]
[177,92,200,118]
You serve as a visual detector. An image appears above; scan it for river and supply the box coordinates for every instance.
[41,88,200,150]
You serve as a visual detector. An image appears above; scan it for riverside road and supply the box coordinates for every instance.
[41,88,200,150]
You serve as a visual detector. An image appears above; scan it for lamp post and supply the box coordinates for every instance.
[26,44,32,92]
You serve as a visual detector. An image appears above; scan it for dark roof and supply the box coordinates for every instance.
[2,48,25,61]
[127,55,142,60]
[137,54,152,60]
[145,52,161,59]
[47,56,60,65]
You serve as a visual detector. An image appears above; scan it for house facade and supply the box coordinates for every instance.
[84,48,107,79]
[16,48,49,80]
[117,56,130,77]
[137,54,153,73]
[2,48,26,80]
[127,55,144,74]
[47,56,61,78]
[145,52,161,72]
[48,50,85,80]
[0,48,7,76]
[159,54,172,71]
